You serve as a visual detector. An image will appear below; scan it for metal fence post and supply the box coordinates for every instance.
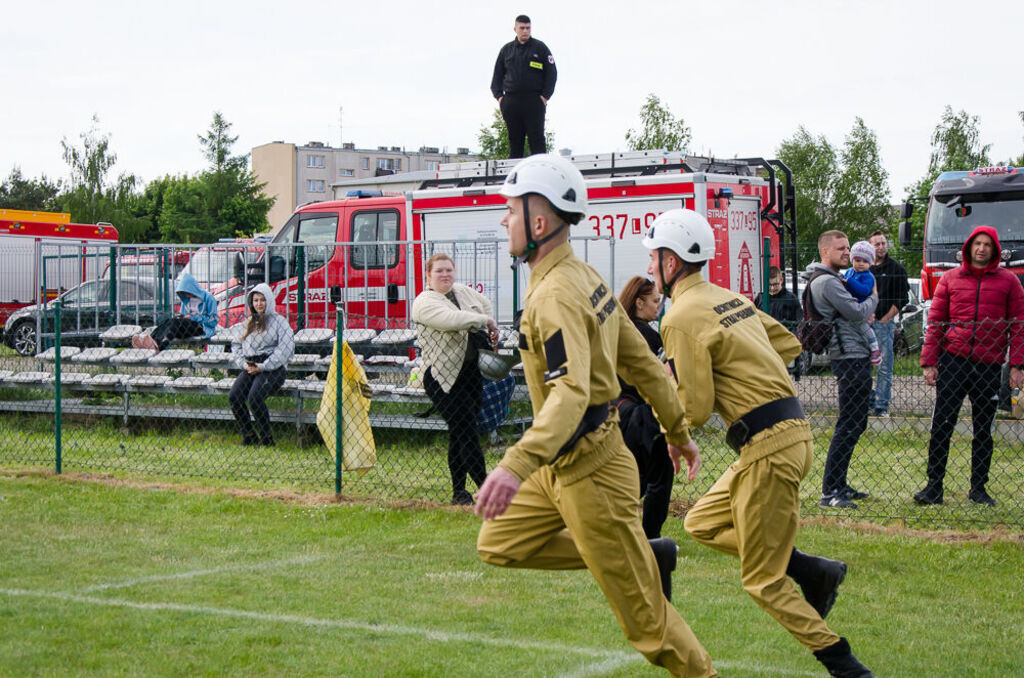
[761,236,771,311]
[54,301,62,475]
[335,308,344,495]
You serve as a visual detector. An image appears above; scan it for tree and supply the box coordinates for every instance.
[58,115,152,242]
[775,126,839,262]
[625,94,691,152]
[0,168,63,211]
[833,117,894,242]
[476,109,556,160]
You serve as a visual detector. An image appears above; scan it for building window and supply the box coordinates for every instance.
[425,160,439,171]
[306,155,325,168]
[361,158,369,170]
[339,168,354,177]
[306,179,325,193]
[376,158,400,172]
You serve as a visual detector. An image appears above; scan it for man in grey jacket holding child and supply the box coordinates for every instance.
[804,230,878,509]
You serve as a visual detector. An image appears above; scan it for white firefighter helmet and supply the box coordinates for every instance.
[499,154,588,219]
[642,208,716,263]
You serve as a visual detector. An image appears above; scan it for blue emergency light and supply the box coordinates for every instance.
[347,190,383,198]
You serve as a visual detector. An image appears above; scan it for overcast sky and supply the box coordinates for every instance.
[3,0,1022,206]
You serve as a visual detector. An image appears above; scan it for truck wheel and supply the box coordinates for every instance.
[11,320,37,356]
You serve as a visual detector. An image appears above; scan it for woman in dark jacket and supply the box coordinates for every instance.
[615,276,674,538]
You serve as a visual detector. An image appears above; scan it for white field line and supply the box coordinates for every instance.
[0,587,634,660]
[77,555,327,593]
[556,656,820,678]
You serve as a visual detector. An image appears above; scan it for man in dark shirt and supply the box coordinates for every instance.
[490,15,557,158]
[754,266,801,332]
[868,231,909,417]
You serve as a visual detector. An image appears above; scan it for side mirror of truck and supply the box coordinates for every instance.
[330,285,342,305]
[268,256,286,283]
[898,220,912,248]
[245,263,265,283]
[898,201,914,219]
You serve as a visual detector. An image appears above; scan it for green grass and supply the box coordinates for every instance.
[1,474,1021,677]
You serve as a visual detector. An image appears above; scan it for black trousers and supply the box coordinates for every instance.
[151,317,204,350]
[500,93,547,158]
[617,398,674,539]
[924,352,1001,495]
[229,367,286,444]
[822,358,872,495]
[424,361,487,499]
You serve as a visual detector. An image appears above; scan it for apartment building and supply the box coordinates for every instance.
[252,141,478,230]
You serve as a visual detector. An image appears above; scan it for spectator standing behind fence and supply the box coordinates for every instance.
[806,231,877,509]
[914,226,1024,507]
[844,241,882,366]
[412,254,499,506]
[131,273,217,353]
[867,231,908,417]
[753,266,801,331]
[645,209,873,678]
[490,14,556,158]
[228,284,294,447]
[615,276,674,539]
[476,156,716,677]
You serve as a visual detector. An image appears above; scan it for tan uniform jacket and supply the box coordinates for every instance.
[499,242,690,484]
[661,272,810,459]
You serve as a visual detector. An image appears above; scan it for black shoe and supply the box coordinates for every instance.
[820,493,857,509]
[913,488,943,505]
[452,491,474,506]
[241,435,258,447]
[648,537,678,602]
[788,549,848,620]
[258,438,274,447]
[840,486,869,501]
[813,637,873,677]
[968,489,996,506]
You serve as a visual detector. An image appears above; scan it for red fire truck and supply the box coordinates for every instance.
[0,209,119,325]
[232,152,796,330]
[899,165,1024,299]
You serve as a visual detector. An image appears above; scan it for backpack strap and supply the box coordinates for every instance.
[806,269,845,356]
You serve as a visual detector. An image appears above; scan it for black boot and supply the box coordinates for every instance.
[813,637,873,677]
[787,548,847,619]
[648,537,677,602]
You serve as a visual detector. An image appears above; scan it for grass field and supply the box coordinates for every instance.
[2,472,1022,677]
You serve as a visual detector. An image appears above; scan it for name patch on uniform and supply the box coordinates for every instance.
[529,61,544,70]
[543,329,568,382]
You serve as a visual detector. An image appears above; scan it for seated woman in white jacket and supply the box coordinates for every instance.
[412,253,499,505]
[229,284,295,447]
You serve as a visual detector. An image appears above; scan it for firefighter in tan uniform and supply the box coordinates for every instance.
[475,156,717,677]
[643,209,873,678]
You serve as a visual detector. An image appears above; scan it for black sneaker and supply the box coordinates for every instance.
[968,490,996,506]
[840,486,869,501]
[820,494,857,509]
[451,491,475,506]
[912,489,943,505]
[648,537,678,602]
[813,637,873,677]
[789,550,848,620]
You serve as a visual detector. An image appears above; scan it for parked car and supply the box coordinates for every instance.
[3,278,158,356]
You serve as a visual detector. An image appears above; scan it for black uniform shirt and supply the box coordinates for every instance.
[490,37,557,99]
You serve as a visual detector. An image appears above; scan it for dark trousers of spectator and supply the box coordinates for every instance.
[618,398,675,538]
[151,317,204,351]
[822,358,872,496]
[424,360,487,502]
[500,93,547,158]
[923,352,1001,496]
[229,367,286,445]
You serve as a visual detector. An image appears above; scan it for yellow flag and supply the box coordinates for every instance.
[317,340,376,472]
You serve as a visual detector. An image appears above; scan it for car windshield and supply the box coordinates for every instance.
[925,191,1024,245]
[182,251,238,283]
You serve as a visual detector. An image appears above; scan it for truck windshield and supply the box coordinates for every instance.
[926,191,1024,245]
[182,251,237,283]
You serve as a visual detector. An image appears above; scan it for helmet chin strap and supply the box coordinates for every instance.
[658,249,685,297]
[510,195,568,269]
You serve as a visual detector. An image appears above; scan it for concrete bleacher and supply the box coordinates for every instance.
[1,322,528,434]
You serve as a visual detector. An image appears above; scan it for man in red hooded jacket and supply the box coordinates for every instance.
[915,225,1024,506]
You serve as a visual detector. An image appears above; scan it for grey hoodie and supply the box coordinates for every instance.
[230,283,295,371]
[804,262,877,360]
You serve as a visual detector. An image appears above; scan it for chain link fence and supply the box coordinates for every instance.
[1,239,1021,529]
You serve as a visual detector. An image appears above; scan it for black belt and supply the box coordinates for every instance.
[725,397,804,453]
[552,402,612,463]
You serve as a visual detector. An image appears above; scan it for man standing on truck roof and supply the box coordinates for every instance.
[476,154,717,677]
[490,14,556,159]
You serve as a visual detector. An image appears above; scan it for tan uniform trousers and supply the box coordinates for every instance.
[478,429,716,678]
[684,439,840,652]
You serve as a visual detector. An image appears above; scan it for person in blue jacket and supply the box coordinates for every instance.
[132,273,218,352]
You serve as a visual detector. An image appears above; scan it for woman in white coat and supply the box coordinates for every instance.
[412,254,499,505]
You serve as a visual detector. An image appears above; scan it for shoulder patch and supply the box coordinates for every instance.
[519,332,530,351]
[547,54,554,64]
[543,329,568,382]
[667,357,677,381]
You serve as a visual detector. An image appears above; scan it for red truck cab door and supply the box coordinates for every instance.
[344,207,406,329]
